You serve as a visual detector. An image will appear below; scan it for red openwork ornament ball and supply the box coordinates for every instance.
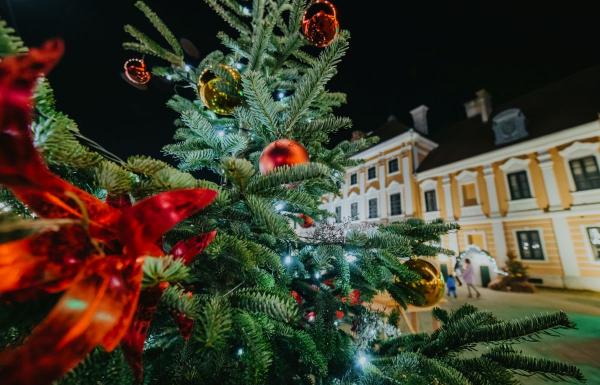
[299,213,314,228]
[124,58,151,85]
[259,139,309,175]
[301,0,339,48]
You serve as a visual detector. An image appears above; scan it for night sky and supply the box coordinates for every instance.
[1,0,599,161]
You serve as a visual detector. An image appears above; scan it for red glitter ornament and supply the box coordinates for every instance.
[291,290,303,305]
[301,0,339,48]
[258,139,309,175]
[299,213,314,228]
[124,58,151,85]
[0,43,217,385]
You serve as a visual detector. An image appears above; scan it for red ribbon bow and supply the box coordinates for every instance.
[0,40,218,385]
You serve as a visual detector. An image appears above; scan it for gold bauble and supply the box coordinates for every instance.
[405,259,445,307]
[198,64,242,115]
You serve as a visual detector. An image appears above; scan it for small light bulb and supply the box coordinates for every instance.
[242,6,251,15]
[217,130,225,137]
[184,64,192,72]
[284,255,293,266]
[275,202,285,212]
[236,348,244,356]
[314,271,321,280]
[235,62,243,70]
[166,74,173,81]
[357,352,368,368]
[345,253,357,263]
[277,91,286,100]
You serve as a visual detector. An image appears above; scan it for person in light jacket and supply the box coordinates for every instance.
[462,258,481,298]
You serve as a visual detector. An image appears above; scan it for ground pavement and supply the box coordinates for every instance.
[411,287,600,385]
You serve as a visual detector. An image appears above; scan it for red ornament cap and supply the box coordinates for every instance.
[259,139,309,175]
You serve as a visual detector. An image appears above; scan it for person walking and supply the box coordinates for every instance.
[462,258,481,298]
[446,274,457,298]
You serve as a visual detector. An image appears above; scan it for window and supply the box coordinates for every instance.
[367,166,377,180]
[335,206,342,223]
[350,173,358,186]
[516,230,545,260]
[462,184,478,206]
[424,190,438,212]
[467,233,485,249]
[507,171,532,200]
[390,193,402,216]
[368,198,378,219]
[587,227,600,260]
[350,202,359,220]
[569,156,600,191]
[388,158,399,174]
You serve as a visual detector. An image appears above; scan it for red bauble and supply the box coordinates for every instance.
[299,213,314,228]
[291,290,303,305]
[336,310,345,320]
[259,139,309,175]
[124,58,151,85]
[301,0,339,48]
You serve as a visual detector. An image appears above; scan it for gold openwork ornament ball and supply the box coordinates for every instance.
[198,64,242,115]
[405,259,445,307]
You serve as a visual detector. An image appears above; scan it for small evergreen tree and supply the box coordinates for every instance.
[489,252,535,293]
[0,2,584,384]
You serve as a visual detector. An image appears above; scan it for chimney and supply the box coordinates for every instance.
[410,105,429,135]
[464,89,492,122]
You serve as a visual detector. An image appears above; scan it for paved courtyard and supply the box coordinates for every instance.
[412,287,600,384]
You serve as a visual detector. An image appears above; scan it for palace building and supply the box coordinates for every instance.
[321,67,600,291]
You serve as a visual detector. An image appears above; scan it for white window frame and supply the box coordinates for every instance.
[387,181,405,220]
[367,165,377,181]
[420,179,440,220]
[512,228,548,262]
[581,224,600,263]
[387,157,400,175]
[500,157,538,212]
[456,170,484,217]
[559,141,600,205]
[349,172,358,186]
[349,200,360,221]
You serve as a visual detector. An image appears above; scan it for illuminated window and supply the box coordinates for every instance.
[350,202,359,220]
[424,190,437,212]
[390,193,402,216]
[507,171,532,200]
[587,227,600,260]
[367,166,377,180]
[350,173,358,185]
[368,198,378,219]
[516,230,545,260]
[467,233,485,250]
[569,156,600,191]
[462,184,478,206]
[388,158,399,174]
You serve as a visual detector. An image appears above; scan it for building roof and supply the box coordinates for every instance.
[365,115,411,144]
[417,66,600,172]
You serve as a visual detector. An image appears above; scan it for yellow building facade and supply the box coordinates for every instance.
[322,69,600,291]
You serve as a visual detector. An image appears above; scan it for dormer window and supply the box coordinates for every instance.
[492,108,528,145]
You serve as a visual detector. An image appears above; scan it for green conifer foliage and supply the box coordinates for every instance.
[0,2,585,383]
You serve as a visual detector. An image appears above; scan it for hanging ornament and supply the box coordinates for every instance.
[0,42,218,385]
[291,290,303,305]
[124,58,151,85]
[198,64,242,115]
[301,0,339,48]
[259,139,309,175]
[299,213,314,228]
[404,259,445,307]
[336,310,345,320]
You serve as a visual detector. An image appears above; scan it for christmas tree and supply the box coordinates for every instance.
[489,251,536,293]
[0,2,585,384]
